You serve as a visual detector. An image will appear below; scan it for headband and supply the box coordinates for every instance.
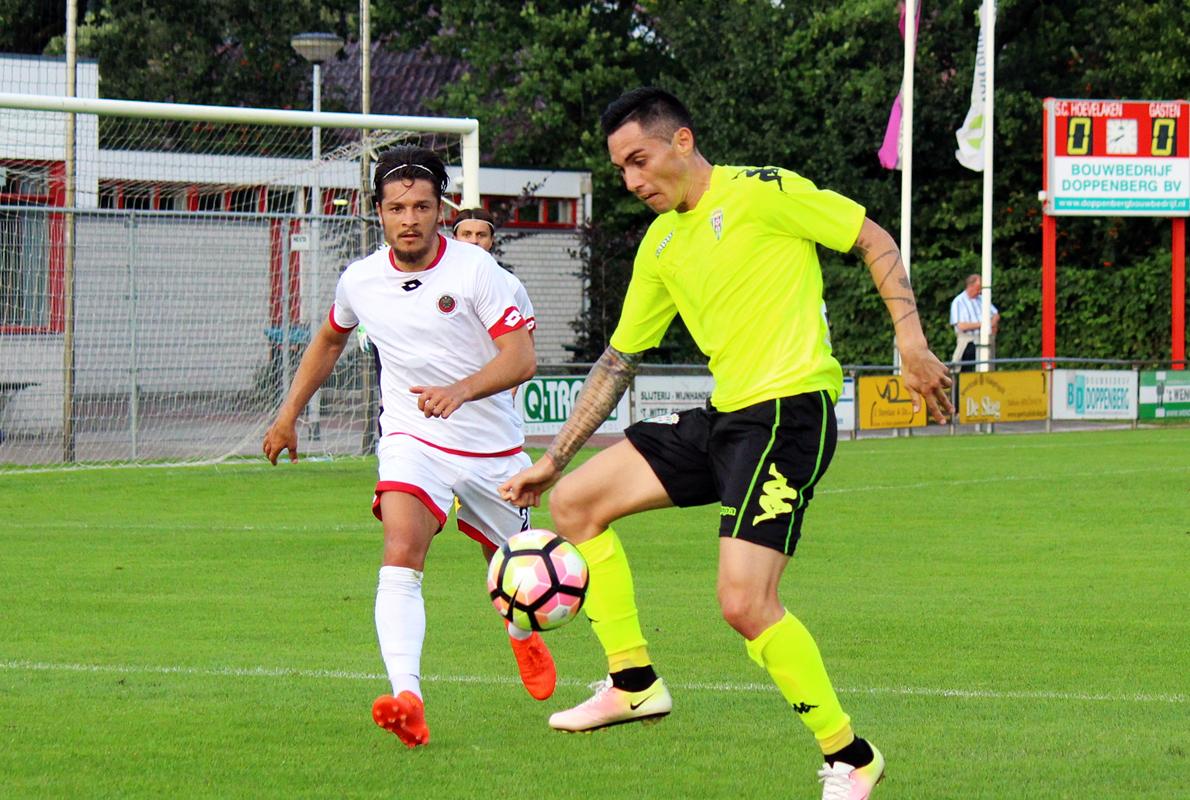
[379,163,437,182]
[452,217,496,234]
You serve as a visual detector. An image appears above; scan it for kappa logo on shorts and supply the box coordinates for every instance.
[752,463,799,525]
[437,294,457,314]
[644,413,680,425]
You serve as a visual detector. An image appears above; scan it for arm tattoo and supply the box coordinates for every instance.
[544,346,642,472]
[857,232,923,333]
[871,250,902,291]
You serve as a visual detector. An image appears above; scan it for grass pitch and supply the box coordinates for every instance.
[1,428,1187,799]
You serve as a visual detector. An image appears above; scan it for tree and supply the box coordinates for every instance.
[41,0,356,110]
[0,1,83,55]
[22,0,1189,365]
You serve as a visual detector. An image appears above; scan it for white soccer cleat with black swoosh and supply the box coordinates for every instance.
[548,676,672,732]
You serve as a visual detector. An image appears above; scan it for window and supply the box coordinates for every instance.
[0,161,63,333]
[197,191,224,212]
[516,201,542,224]
[122,189,154,210]
[96,180,361,216]
[267,189,297,214]
[325,189,357,216]
[547,198,575,225]
[229,187,262,213]
[160,188,190,211]
[478,195,578,229]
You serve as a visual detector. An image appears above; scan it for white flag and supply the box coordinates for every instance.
[955,1,992,171]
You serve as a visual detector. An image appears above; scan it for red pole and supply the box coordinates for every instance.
[1174,216,1186,370]
[1042,213,1057,365]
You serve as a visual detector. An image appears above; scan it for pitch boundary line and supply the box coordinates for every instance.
[0,659,1182,705]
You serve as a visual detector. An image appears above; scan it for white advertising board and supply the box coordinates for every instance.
[836,377,855,432]
[633,375,714,420]
[1050,369,1138,420]
[632,375,854,431]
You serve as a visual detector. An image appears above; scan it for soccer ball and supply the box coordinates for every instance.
[487,529,589,632]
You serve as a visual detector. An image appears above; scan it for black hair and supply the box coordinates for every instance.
[600,87,696,140]
[372,146,449,206]
[451,207,496,233]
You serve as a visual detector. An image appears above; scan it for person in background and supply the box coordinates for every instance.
[949,274,999,372]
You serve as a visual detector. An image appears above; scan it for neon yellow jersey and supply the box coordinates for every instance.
[609,165,864,411]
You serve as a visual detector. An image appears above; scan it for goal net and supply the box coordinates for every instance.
[0,93,478,469]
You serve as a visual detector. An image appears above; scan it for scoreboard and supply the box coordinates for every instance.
[1043,98,1189,216]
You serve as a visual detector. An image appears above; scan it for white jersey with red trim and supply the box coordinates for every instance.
[330,235,529,454]
[494,262,535,333]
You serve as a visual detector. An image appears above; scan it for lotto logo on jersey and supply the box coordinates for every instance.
[502,308,522,328]
[437,294,457,314]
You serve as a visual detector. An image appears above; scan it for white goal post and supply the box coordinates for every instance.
[0,92,479,468]
[0,93,481,209]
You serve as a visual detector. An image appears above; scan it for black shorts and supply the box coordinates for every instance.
[624,390,837,556]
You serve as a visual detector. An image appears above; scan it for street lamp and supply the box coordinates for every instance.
[291,32,342,442]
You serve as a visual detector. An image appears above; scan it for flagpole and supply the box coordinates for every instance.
[897,0,916,380]
[978,1,995,375]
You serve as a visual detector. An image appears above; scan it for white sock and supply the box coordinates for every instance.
[375,565,426,699]
[506,620,532,641]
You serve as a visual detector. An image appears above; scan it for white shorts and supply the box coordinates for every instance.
[372,433,532,549]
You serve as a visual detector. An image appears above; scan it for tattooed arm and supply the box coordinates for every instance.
[499,345,643,507]
[852,218,954,423]
[546,346,643,471]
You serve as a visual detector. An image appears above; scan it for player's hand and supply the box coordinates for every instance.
[262,419,299,465]
[410,383,470,418]
[500,457,561,508]
[899,343,954,424]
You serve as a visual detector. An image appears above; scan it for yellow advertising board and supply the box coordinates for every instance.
[957,370,1049,424]
[857,375,927,430]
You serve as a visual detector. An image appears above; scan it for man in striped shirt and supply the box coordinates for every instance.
[949,274,1000,371]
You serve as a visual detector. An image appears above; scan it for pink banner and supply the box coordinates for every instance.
[878,92,903,169]
[877,2,921,170]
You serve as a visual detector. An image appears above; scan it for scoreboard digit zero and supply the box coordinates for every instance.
[1043,98,1189,216]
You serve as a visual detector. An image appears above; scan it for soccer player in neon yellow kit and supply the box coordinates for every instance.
[501,88,953,799]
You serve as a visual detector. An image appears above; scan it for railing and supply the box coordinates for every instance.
[527,356,1188,441]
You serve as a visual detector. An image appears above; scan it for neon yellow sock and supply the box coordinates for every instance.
[745,611,851,751]
[576,528,649,666]
[608,645,652,672]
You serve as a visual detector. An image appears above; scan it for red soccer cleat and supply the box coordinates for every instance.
[509,630,557,700]
[372,691,430,748]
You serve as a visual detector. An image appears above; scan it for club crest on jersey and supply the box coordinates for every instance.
[437,294,457,314]
[710,209,723,240]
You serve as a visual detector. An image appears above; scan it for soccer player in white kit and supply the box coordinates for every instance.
[263,146,545,749]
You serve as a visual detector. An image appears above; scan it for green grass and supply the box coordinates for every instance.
[1,429,1188,799]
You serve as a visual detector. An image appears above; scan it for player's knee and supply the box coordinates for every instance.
[382,534,430,570]
[548,477,601,541]
[717,589,772,639]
